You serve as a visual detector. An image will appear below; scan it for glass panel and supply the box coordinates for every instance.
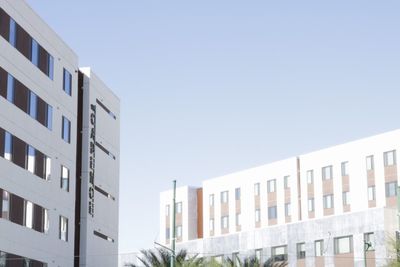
[284,176,290,188]
[368,186,375,201]
[315,240,324,256]
[209,194,214,206]
[61,165,69,191]
[336,236,352,254]
[235,188,240,200]
[285,203,291,216]
[6,74,14,102]
[63,69,72,95]
[27,145,35,173]
[341,162,348,176]
[31,39,39,66]
[25,201,33,228]
[268,206,277,219]
[44,209,49,234]
[307,170,314,184]
[9,19,16,46]
[60,216,68,241]
[366,156,374,170]
[4,132,12,161]
[254,183,260,195]
[29,92,37,119]
[255,209,260,222]
[48,55,54,80]
[308,198,314,212]
[46,105,53,130]
[45,156,51,180]
[2,191,10,219]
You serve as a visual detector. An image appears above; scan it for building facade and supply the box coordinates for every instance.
[0,1,120,267]
[160,129,400,266]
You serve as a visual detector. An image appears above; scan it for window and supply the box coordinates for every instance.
[297,243,306,259]
[221,191,228,204]
[221,216,229,229]
[46,105,53,130]
[175,202,182,214]
[323,194,334,209]
[272,246,287,261]
[322,166,333,180]
[209,194,214,206]
[267,179,276,193]
[308,198,314,212]
[176,225,182,238]
[255,209,260,222]
[284,176,290,189]
[268,206,277,219]
[44,209,49,234]
[26,145,35,173]
[45,156,51,180]
[254,183,260,196]
[315,240,324,256]
[2,190,10,219]
[385,182,397,197]
[341,161,349,176]
[334,236,353,254]
[285,203,291,217]
[342,191,350,206]
[255,249,262,262]
[62,116,71,143]
[368,186,376,201]
[4,132,12,161]
[48,55,54,80]
[6,74,14,102]
[364,232,375,251]
[61,165,69,192]
[28,91,37,119]
[235,188,241,200]
[235,213,241,226]
[24,200,34,229]
[63,69,72,96]
[59,216,68,241]
[384,150,396,166]
[165,205,170,216]
[209,219,214,231]
[307,170,314,184]
[366,155,374,171]
[9,18,16,46]
[31,39,39,66]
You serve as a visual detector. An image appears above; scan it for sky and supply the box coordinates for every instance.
[27,0,400,259]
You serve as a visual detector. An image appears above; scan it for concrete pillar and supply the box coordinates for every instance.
[287,243,297,267]
[324,236,335,267]
[353,233,365,267]
[305,241,315,267]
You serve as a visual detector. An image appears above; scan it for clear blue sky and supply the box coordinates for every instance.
[27,0,400,256]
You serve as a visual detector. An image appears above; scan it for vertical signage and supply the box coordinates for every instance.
[88,104,96,217]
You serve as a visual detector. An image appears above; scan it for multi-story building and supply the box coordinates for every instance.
[160,129,400,266]
[0,1,120,267]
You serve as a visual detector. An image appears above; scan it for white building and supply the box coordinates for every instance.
[160,129,400,266]
[0,1,120,267]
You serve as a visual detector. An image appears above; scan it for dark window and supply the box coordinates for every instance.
[14,80,29,113]
[63,68,72,96]
[33,204,44,232]
[34,150,45,179]
[0,128,4,159]
[62,116,71,143]
[0,67,7,98]
[385,182,397,197]
[10,194,24,225]
[0,9,10,40]
[38,45,49,76]
[12,136,26,168]
[37,97,46,126]
[16,24,31,58]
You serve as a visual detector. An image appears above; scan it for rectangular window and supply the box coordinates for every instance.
[385,182,397,197]
[284,176,290,189]
[254,183,260,196]
[342,191,350,206]
[285,203,291,217]
[60,165,69,192]
[44,209,49,234]
[334,236,353,254]
[62,116,71,143]
[272,246,287,261]
[165,228,170,240]
[209,194,214,206]
[175,202,182,214]
[235,213,241,226]
[63,68,72,96]
[31,39,39,66]
[322,166,333,180]
[28,91,37,119]
[364,232,375,251]
[315,240,324,257]
[323,194,334,209]
[308,198,314,212]
[4,132,12,161]
[26,145,36,174]
[384,150,396,166]
[165,205,170,217]
[59,216,68,241]
[209,219,214,231]
[235,188,241,200]
[255,249,262,262]
[221,216,229,229]
[2,190,10,219]
[45,156,51,180]
[46,105,53,130]
[48,55,54,80]
[176,225,182,237]
[368,186,376,201]
[341,161,349,176]
[6,74,14,102]
[268,206,277,219]
[255,209,260,222]
[366,155,374,171]
[221,191,228,203]
[9,18,16,46]
[267,179,276,193]
[24,200,34,229]
[297,243,306,259]
[307,170,314,184]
